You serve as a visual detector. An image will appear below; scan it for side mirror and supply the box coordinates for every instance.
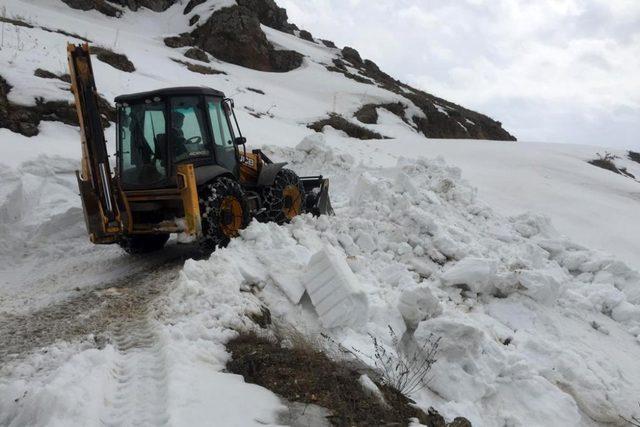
[234,136,246,145]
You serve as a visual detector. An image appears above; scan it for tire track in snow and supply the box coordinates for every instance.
[0,245,196,364]
[102,315,170,427]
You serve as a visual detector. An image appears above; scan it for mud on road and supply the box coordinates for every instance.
[0,246,198,365]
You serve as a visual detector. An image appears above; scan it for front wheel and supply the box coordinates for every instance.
[118,233,170,254]
[199,177,250,253]
[259,169,306,224]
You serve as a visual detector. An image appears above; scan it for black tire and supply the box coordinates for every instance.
[199,177,250,253]
[259,168,306,224]
[118,234,169,254]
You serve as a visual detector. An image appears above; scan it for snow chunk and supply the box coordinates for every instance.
[302,246,369,329]
[440,257,498,294]
[398,286,442,329]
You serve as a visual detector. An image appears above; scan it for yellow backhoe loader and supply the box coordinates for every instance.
[67,43,332,254]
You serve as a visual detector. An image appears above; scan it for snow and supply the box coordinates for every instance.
[1,0,640,426]
[302,245,369,329]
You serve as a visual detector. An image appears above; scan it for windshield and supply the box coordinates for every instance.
[118,101,168,188]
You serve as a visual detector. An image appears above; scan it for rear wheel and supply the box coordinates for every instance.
[199,177,249,253]
[259,169,306,224]
[118,233,170,254]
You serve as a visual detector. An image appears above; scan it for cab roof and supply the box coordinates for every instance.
[114,86,225,104]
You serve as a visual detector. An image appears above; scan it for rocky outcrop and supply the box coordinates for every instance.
[61,0,122,17]
[308,113,387,140]
[108,0,176,12]
[190,5,302,72]
[1,75,114,137]
[91,46,135,72]
[184,47,209,63]
[55,0,514,141]
[333,46,516,141]
[60,0,178,16]
[298,30,314,43]
[236,0,297,33]
[354,102,409,125]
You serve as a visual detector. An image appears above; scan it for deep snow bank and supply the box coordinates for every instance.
[163,136,640,426]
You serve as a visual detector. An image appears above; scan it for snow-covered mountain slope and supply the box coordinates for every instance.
[1,1,640,426]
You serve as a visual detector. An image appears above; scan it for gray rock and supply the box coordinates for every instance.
[184,47,209,63]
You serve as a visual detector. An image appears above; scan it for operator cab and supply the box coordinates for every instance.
[114,87,240,190]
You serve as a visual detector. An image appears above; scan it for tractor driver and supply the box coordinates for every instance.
[171,111,189,158]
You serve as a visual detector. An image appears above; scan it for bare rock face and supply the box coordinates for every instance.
[60,0,178,16]
[341,46,363,66]
[109,0,176,12]
[184,47,209,63]
[298,30,315,42]
[61,0,121,17]
[236,0,297,33]
[335,50,516,141]
[91,46,136,72]
[1,75,115,137]
[190,5,302,72]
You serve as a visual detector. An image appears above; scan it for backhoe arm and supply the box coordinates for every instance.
[67,43,123,242]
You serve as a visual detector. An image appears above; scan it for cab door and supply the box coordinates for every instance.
[206,96,238,174]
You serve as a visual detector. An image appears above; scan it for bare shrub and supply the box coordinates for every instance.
[621,403,640,426]
[328,326,440,396]
[588,151,636,179]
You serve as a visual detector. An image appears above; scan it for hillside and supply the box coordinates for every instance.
[1,1,640,427]
[0,0,515,143]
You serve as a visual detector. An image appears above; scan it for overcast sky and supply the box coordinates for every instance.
[278,0,640,149]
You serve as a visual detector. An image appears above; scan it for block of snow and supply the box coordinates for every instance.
[440,257,498,294]
[302,246,368,329]
[516,269,562,303]
[269,271,306,304]
[398,286,442,329]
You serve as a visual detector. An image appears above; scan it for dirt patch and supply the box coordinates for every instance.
[308,113,387,140]
[246,87,265,95]
[41,25,92,42]
[325,65,374,85]
[226,333,469,426]
[171,58,226,75]
[91,46,135,72]
[0,16,34,28]
[34,68,71,83]
[0,16,91,42]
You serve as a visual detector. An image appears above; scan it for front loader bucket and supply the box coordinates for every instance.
[301,176,334,216]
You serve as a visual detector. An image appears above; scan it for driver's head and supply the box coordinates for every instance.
[171,111,185,129]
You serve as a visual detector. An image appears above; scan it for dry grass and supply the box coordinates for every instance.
[226,331,436,426]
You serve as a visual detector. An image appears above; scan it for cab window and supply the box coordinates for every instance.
[170,96,212,162]
[118,101,167,188]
